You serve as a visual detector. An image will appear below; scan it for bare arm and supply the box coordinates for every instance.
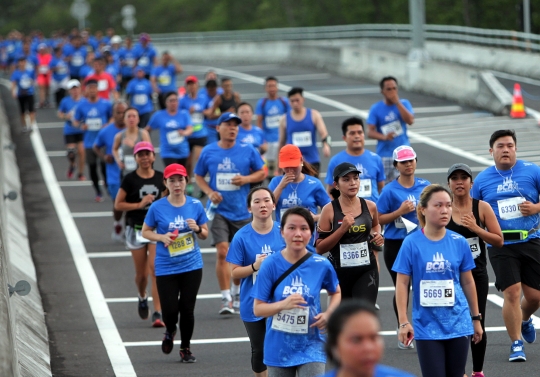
[112,133,123,167]
[312,110,330,157]
[278,116,287,151]
[367,124,389,141]
[209,94,222,115]
[114,188,154,212]
[468,200,504,248]
[315,203,350,254]
[396,101,414,125]
[257,115,264,129]
[377,181,385,194]
[141,129,151,142]
[254,294,307,318]
[396,273,413,344]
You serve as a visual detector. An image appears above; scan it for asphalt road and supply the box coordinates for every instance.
[8,62,540,377]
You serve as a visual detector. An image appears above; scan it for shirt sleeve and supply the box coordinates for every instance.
[58,98,67,113]
[268,176,279,191]
[93,129,105,148]
[322,261,339,294]
[193,146,208,176]
[325,158,336,185]
[376,156,386,182]
[251,259,275,303]
[108,74,116,90]
[401,99,414,115]
[471,176,482,200]
[366,103,378,125]
[125,81,133,94]
[196,200,209,225]
[249,146,265,171]
[314,182,331,208]
[392,237,413,275]
[376,188,392,214]
[74,104,84,122]
[226,232,245,265]
[120,172,133,192]
[255,99,263,116]
[148,112,159,130]
[143,202,157,228]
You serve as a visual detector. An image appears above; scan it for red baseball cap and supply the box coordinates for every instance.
[185,75,198,84]
[133,141,154,155]
[279,145,303,169]
[164,163,188,178]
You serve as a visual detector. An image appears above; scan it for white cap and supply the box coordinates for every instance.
[67,79,81,89]
[110,35,122,44]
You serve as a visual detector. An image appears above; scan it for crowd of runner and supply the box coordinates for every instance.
[5,27,540,377]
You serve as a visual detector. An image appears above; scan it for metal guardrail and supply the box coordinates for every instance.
[150,23,540,52]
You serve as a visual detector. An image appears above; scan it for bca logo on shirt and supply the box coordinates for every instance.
[88,108,98,117]
[241,134,256,145]
[497,177,518,193]
[260,244,275,256]
[283,276,309,295]
[169,215,186,230]
[407,194,418,207]
[355,163,367,177]
[384,111,397,122]
[426,252,452,274]
[218,157,236,171]
[282,191,302,207]
[165,120,179,129]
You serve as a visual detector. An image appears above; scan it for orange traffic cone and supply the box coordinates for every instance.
[510,83,526,118]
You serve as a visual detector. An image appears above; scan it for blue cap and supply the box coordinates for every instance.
[217,112,241,125]
[133,65,144,73]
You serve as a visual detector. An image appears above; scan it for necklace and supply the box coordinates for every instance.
[340,194,357,215]
[452,198,471,225]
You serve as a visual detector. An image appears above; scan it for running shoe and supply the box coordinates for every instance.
[233,294,240,311]
[397,328,414,349]
[152,311,165,328]
[509,340,526,362]
[162,330,176,354]
[471,372,485,377]
[521,317,536,344]
[179,348,197,363]
[138,296,149,320]
[219,298,234,315]
[78,174,86,181]
[67,166,75,179]
[95,195,105,203]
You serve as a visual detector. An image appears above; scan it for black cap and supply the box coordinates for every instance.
[447,163,473,180]
[85,78,98,86]
[333,162,361,182]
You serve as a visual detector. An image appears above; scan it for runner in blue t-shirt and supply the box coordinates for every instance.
[195,112,266,315]
[325,117,385,202]
[142,163,208,363]
[367,76,415,183]
[151,51,182,109]
[393,184,482,377]
[376,145,429,348]
[226,187,285,376]
[10,57,36,132]
[256,76,289,178]
[73,79,113,201]
[50,47,70,107]
[125,66,153,128]
[238,102,267,155]
[253,207,341,377]
[320,300,417,377]
[471,129,540,362]
[118,36,137,93]
[58,79,84,180]
[146,91,193,167]
[133,33,157,78]
[62,35,87,80]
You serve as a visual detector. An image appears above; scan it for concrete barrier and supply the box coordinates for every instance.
[0,82,52,377]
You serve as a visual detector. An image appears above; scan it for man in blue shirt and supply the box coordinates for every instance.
[10,57,36,132]
[126,66,154,128]
[63,35,87,81]
[118,36,137,93]
[151,51,183,109]
[367,76,414,184]
[133,33,157,80]
[195,112,266,315]
[472,129,540,362]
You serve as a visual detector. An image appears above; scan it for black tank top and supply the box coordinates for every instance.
[325,197,375,269]
[446,199,487,272]
[219,93,239,113]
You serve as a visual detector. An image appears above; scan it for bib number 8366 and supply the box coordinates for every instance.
[423,288,443,298]
[342,250,368,260]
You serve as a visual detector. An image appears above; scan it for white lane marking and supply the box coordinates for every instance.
[194,65,494,167]
[278,73,332,81]
[87,248,217,258]
[123,325,511,347]
[487,294,540,329]
[59,181,93,187]
[30,128,136,375]
[72,211,113,218]
[413,106,463,113]
[308,87,379,96]
[48,147,162,157]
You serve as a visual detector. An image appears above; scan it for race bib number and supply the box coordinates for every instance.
[72,55,83,66]
[265,114,281,129]
[167,232,195,257]
[292,131,312,147]
[271,307,309,334]
[191,112,203,124]
[356,179,372,198]
[340,242,370,267]
[158,74,171,86]
[20,76,32,89]
[86,118,102,131]
[166,130,184,145]
[125,58,135,67]
[420,280,455,307]
[394,217,405,228]
[216,173,240,191]
[497,197,525,220]
[381,120,404,136]
[124,155,137,171]
[139,56,149,66]
[97,79,108,92]
[133,94,148,106]
[135,229,150,244]
[38,65,49,74]
[467,237,481,259]
[57,64,68,75]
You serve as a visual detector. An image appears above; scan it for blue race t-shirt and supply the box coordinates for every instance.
[118,47,137,77]
[59,96,83,136]
[285,108,319,164]
[94,123,124,186]
[133,44,157,74]
[11,69,36,96]
[179,94,208,139]
[62,44,87,77]
[50,57,69,82]
[126,77,153,115]
[148,109,192,159]
[319,365,416,377]
[367,100,414,158]
[472,160,540,244]
[144,196,207,276]
[392,229,475,341]
[74,98,113,148]
[194,142,265,221]
[226,222,285,322]
[255,97,289,143]
[252,252,339,367]
[377,177,430,240]
[151,64,177,93]
[325,150,386,203]
[237,125,266,149]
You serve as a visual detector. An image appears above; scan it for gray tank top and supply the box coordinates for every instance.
[120,129,143,173]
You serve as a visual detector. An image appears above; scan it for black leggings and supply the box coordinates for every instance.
[243,319,267,373]
[55,88,66,108]
[471,270,489,373]
[383,238,409,325]
[416,336,470,377]
[335,261,379,304]
[156,268,203,349]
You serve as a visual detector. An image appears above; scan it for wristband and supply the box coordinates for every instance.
[251,263,258,272]
[399,322,410,328]
[195,226,202,234]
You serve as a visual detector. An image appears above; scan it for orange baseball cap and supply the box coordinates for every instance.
[278,145,303,169]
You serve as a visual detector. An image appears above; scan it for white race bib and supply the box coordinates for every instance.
[497,197,525,220]
[19,76,32,89]
[124,155,137,171]
[420,280,455,307]
[72,55,83,66]
[356,179,372,198]
[292,131,312,147]
[271,307,309,334]
[467,237,481,259]
[25,62,34,71]
[86,118,102,131]
[139,56,149,66]
[166,130,184,145]
[265,114,281,129]
[97,79,108,92]
[216,173,240,191]
[394,217,405,228]
[340,242,370,267]
[191,112,203,124]
[133,94,148,106]
[380,120,404,136]
[135,230,150,244]
[125,58,135,67]
[57,64,68,75]
[38,65,49,74]
[158,74,171,86]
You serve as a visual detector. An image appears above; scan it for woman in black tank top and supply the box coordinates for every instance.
[447,163,503,377]
[316,162,384,304]
[211,78,241,114]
